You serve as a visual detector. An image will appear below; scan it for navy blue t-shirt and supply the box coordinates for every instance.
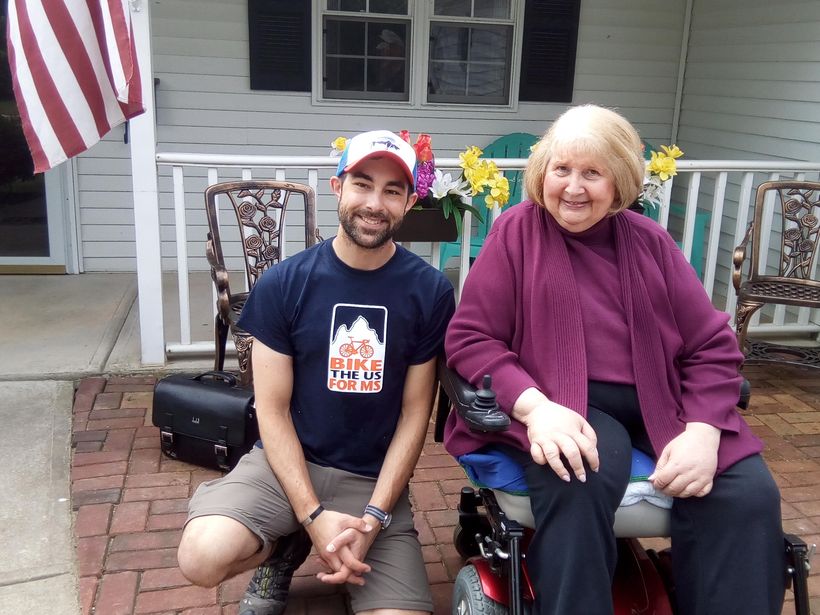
[238,239,455,477]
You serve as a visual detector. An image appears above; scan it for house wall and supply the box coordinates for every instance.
[674,0,820,311]
[76,0,687,272]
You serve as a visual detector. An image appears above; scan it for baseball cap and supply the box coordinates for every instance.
[336,130,418,190]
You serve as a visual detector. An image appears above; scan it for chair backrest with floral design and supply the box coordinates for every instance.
[745,181,820,283]
[732,180,820,367]
[204,180,322,380]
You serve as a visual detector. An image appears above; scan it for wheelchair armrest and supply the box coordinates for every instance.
[437,361,511,433]
[738,378,751,411]
[436,363,750,432]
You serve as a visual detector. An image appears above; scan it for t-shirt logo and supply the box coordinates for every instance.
[327,304,387,393]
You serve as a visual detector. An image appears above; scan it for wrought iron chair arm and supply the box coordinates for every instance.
[732,222,754,293]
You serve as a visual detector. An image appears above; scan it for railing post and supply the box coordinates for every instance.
[130,0,164,365]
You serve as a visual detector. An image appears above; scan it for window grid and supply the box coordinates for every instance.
[318,0,520,107]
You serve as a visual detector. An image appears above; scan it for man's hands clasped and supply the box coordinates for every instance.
[304,509,377,586]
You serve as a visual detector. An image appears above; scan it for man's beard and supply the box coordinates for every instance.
[338,204,405,250]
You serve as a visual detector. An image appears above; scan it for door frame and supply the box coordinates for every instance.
[0,161,80,274]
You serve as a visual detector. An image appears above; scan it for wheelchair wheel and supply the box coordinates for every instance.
[453,564,507,615]
[453,525,481,559]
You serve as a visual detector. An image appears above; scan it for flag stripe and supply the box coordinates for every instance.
[5,5,50,172]
[42,0,111,139]
[25,0,98,155]
[102,0,133,99]
[11,0,84,170]
[7,0,146,174]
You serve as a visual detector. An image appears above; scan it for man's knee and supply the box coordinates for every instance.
[177,515,262,587]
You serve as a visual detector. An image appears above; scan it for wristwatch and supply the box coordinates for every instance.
[301,505,324,527]
[364,504,392,529]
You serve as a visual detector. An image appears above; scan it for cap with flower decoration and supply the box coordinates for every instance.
[336,130,417,190]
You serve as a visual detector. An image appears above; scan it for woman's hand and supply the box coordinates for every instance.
[521,400,599,483]
[649,422,720,497]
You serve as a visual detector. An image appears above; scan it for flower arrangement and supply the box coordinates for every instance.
[641,144,684,210]
[331,133,510,235]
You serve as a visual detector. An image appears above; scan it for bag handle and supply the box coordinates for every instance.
[194,371,238,387]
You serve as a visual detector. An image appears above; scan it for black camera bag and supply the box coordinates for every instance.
[152,371,258,471]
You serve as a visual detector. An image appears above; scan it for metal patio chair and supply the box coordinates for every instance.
[733,180,820,368]
[205,180,322,384]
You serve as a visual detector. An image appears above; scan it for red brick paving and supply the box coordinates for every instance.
[71,366,820,614]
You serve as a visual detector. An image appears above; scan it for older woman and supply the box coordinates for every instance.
[444,105,785,615]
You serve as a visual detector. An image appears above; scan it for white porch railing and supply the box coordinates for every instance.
[154,152,820,359]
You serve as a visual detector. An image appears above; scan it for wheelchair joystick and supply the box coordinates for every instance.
[462,374,511,432]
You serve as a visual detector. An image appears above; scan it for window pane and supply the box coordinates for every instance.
[326,57,365,91]
[428,23,511,104]
[367,58,406,92]
[369,0,408,14]
[429,24,466,61]
[428,59,467,96]
[369,25,406,57]
[326,20,366,55]
[435,0,510,18]
[434,0,470,16]
[327,0,366,11]
[368,24,408,93]
[467,64,505,97]
[324,17,409,100]
[469,27,508,63]
[474,0,510,18]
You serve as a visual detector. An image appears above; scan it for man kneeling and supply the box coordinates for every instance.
[177,130,455,615]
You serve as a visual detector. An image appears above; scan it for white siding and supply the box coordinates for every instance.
[77,0,687,271]
[674,0,820,311]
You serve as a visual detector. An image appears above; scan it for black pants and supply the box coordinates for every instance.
[507,381,786,615]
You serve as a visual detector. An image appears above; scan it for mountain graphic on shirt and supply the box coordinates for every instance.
[327,314,386,393]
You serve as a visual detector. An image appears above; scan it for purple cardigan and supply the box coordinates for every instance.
[444,202,762,473]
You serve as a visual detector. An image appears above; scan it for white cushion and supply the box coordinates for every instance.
[493,489,671,538]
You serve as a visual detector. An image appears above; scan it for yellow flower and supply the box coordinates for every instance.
[485,173,510,208]
[660,144,683,159]
[466,161,492,195]
[459,146,483,174]
[647,151,678,182]
[331,136,348,154]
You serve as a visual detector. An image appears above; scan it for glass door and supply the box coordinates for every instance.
[0,2,69,272]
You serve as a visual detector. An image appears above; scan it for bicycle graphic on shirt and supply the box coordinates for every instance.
[339,337,375,358]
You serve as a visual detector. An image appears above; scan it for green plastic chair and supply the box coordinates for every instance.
[439,132,539,269]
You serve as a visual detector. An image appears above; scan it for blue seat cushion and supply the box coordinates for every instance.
[458,446,657,496]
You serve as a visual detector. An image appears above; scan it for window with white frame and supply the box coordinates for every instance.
[427,1,514,104]
[320,0,515,105]
[323,1,412,102]
[248,0,580,104]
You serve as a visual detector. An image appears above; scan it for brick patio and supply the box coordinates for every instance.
[71,363,820,615]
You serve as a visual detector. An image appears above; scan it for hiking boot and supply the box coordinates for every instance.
[238,529,313,615]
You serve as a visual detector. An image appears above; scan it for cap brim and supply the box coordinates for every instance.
[343,151,416,190]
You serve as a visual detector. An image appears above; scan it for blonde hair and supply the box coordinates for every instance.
[524,105,645,213]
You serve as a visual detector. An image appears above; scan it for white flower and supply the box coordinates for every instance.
[430,169,471,201]
[641,175,665,209]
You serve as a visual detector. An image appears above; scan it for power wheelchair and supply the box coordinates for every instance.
[434,361,814,615]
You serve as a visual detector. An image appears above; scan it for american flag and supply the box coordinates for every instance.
[6,0,145,174]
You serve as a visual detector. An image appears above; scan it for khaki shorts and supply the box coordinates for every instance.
[187,446,433,613]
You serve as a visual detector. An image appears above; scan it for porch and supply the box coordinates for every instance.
[3,270,820,614]
[70,363,820,615]
[132,153,820,368]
